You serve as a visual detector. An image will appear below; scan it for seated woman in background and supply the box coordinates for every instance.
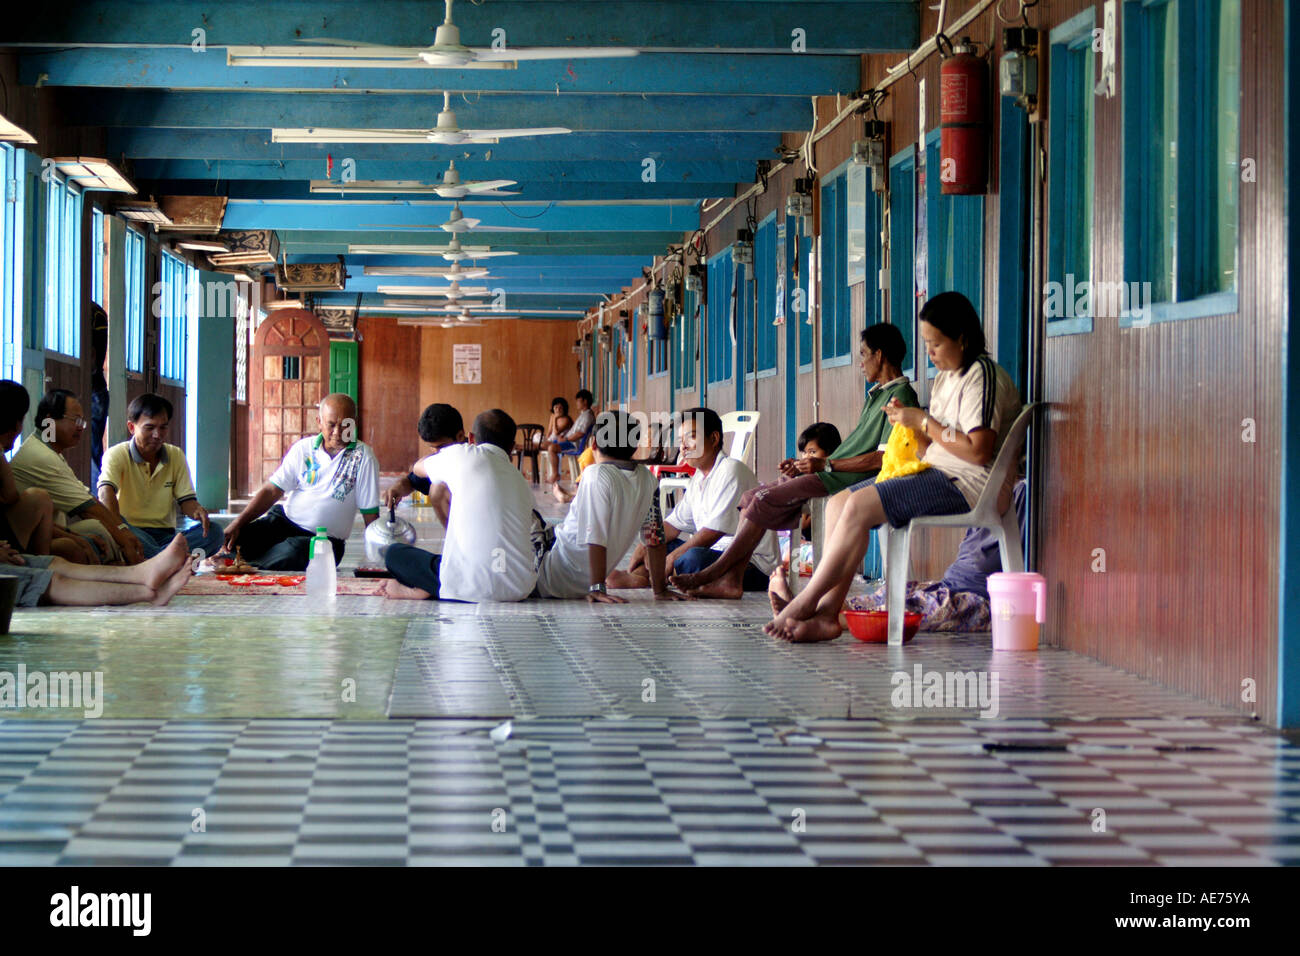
[766,291,1023,643]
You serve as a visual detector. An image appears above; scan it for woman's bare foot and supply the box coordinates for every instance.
[151,558,194,606]
[765,586,819,636]
[381,579,431,600]
[778,610,843,643]
[142,534,190,590]
[551,482,574,503]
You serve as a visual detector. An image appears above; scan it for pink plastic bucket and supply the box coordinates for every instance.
[987,572,1047,651]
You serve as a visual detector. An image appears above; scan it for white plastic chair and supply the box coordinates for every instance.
[877,403,1037,645]
[659,409,762,516]
[720,410,760,470]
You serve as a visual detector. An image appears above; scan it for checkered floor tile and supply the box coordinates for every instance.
[0,717,1295,866]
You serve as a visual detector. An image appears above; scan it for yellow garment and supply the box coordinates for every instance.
[875,423,932,482]
[575,445,596,478]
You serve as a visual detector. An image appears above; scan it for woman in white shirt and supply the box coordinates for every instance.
[766,292,1022,643]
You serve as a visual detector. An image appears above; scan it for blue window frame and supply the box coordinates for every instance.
[1047,9,1097,335]
[888,148,917,376]
[925,130,984,315]
[43,174,82,358]
[1122,0,1240,325]
[797,235,813,370]
[630,308,640,399]
[90,206,104,307]
[123,226,145,372]
[819,169,851,363]
[674,283,698,391]
[706,249,734,385]
[1,145,24,382]
[159,250,190,382]
[749,213,779,377]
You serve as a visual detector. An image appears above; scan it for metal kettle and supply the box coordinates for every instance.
[363,505,418,565]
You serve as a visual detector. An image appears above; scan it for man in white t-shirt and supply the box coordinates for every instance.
[536,410,687,602]
[222,393,380,570]
[382,408,538,602]
[607,407,779,594]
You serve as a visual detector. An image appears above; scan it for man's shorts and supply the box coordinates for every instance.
[0,555,56,607]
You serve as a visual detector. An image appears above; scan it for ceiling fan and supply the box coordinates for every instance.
[363,262,491,280]
[435,161,517,199]
[228,0,639,70]
[374,281,489,301]
[272,91,570,145]
[347,235,518,261]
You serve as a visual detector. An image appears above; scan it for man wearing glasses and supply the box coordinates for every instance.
[9,389,145,564]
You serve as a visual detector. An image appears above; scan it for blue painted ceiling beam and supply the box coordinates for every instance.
[306,253,649,274]
[135,179,743,203]
[220,200,697,231]
[57,90,810,132]
[313,290,600,309]
[10,1,918,51]
[20,49,861,96]
[315,273,644,295]
[130,159,755,184]
[107,129,782,162]
[276,232,686,256]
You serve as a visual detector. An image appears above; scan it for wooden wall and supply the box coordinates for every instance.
[355,315,423,471]
[1035,0,1282,719]
[354,316,579,473]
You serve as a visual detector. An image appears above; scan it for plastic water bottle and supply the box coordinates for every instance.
[305,527,337,605]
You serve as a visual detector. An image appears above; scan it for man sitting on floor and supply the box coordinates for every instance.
[0,532,193,607]
[222,393,380,571]
[536,410,686,602]
[0,381,98,564]
[380,403,467,510]
[382,408,538,602]
[97,393,223,559]
[10,388,145,564]
[669,323,917,599]
[606,407,780,593]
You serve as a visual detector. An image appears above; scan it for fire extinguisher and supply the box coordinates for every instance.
[939,36,989,195]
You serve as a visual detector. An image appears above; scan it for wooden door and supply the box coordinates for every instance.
[329,340,359,403]
[249,309,328,487]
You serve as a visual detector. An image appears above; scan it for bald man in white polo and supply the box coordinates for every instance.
[222,393,380,570]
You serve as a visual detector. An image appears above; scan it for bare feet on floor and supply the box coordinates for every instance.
[676,575,745,600]
[780,610,843,643]
[143,534,190,590]
[551,482,574,503]
[604,569,646,590]
[381,579,431,600]
[768,577,793,616]
[151,558,194,606]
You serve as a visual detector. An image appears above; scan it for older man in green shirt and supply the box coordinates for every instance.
[670,323,917,599]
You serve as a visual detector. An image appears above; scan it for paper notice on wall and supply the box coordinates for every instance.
[453,343,481,384]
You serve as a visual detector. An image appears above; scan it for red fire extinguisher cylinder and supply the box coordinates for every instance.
[940,38,989,195]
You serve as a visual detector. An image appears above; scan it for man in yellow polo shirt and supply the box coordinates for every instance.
[97,393,224,559]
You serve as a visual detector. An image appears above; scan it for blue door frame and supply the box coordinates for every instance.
[1280,0,1299,727]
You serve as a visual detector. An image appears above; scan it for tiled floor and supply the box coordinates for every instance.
[1,718,1295,866]
[0,491,1294,866]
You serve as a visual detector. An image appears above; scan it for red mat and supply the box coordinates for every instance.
[180,574,389,597]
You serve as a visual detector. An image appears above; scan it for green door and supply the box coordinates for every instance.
[329,340,358,402]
